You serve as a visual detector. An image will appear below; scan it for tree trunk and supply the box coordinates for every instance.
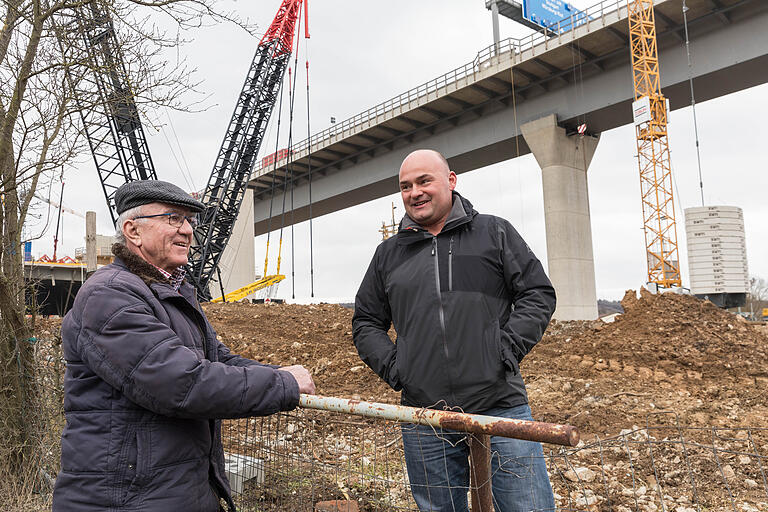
[0,0,43,479]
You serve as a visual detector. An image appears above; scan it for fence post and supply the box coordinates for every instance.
[470,433,493,511]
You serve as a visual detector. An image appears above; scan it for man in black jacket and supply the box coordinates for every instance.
[352,149,556,512]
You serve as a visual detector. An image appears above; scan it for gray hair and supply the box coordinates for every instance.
[114,205,145,244]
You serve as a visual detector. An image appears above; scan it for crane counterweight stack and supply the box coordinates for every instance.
[628,0,681,289]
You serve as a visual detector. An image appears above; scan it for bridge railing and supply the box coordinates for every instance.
[252,0,629,178]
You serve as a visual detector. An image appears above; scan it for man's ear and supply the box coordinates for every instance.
[448,171,457,190]
[123,219,142,247]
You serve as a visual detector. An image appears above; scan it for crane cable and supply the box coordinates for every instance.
[682,0,705,206]
[305,18,314,298]
[263,74,287,279]
[257,0,314,300]
[277,4,304,297]
[509,60,523,230]
[287,2,307,300]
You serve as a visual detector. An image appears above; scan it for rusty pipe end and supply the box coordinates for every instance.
[566,426,580,447]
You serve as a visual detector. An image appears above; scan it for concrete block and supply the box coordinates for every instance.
[224,452,264,494]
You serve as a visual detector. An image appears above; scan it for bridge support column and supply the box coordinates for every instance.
[521,114,599,320]
[210,189,257,301]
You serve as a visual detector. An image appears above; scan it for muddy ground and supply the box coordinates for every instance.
[205,290,768,439]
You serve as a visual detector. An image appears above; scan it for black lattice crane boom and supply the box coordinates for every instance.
[57,0,157,224]
[187,0,308,300]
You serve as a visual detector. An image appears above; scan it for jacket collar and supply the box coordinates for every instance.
[112,243,170,287]
[397,192,476,244]
[111,243,202,307]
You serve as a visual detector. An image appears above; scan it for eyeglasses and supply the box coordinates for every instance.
[133,212,198,229]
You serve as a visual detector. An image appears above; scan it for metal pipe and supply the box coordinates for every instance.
[298,395,580,447]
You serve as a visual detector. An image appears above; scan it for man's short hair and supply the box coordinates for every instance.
[114,205,144,245]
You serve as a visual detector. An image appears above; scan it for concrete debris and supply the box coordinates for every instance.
[564,466,597,482]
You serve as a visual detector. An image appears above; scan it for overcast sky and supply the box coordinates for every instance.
[30,0,767,303]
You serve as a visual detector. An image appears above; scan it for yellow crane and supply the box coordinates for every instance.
[378,202,398,241]
[210,274,285,303]
[628,0,681,288]
[211,232,286,303]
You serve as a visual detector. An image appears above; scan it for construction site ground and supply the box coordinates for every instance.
[205,290,768,511]
[28,291,767,511]
[206,290,768,437]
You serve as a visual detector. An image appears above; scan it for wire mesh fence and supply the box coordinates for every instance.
[222,408,768,512]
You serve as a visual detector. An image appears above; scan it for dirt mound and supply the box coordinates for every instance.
[203,302,398,403]
[525,290,768,437]
[538,289,766,378]
[203,291,767,439]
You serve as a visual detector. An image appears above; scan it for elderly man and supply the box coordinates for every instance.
[52,180,314,512]
[353,149,557,511]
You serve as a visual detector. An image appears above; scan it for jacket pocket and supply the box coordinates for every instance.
[114,427,149,507]
[499,329,520,378]
[393,336,408,390]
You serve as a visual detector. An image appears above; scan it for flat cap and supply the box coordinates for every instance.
[114,180,204,215]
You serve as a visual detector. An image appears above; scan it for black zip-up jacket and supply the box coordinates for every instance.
[353,193,556,413]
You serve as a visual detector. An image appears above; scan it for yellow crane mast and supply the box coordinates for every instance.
[628,0,681,288]
[378,202,399,241]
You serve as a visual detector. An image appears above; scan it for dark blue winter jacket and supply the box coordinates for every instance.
[52,244,299,511]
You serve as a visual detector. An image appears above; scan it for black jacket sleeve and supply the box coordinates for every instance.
[497,218,557,363]
[351,247,402,390]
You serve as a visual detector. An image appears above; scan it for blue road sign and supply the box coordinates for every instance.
[522,0,589,33]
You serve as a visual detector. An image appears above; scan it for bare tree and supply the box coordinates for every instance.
[0,0,247,490]
[746,276,768,319]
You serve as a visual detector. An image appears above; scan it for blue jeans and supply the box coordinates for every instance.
[401,404,555,512]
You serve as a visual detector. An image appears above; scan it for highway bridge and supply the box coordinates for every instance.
[245,0,768,318]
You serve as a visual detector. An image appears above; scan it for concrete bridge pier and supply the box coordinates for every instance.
[521,114,599,320]
[213,188,257,301]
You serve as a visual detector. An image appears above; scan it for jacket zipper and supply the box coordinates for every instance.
[448,236,454,292]
[432,237,455,402]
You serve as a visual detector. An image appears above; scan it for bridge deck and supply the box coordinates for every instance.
[247,0,763,233]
